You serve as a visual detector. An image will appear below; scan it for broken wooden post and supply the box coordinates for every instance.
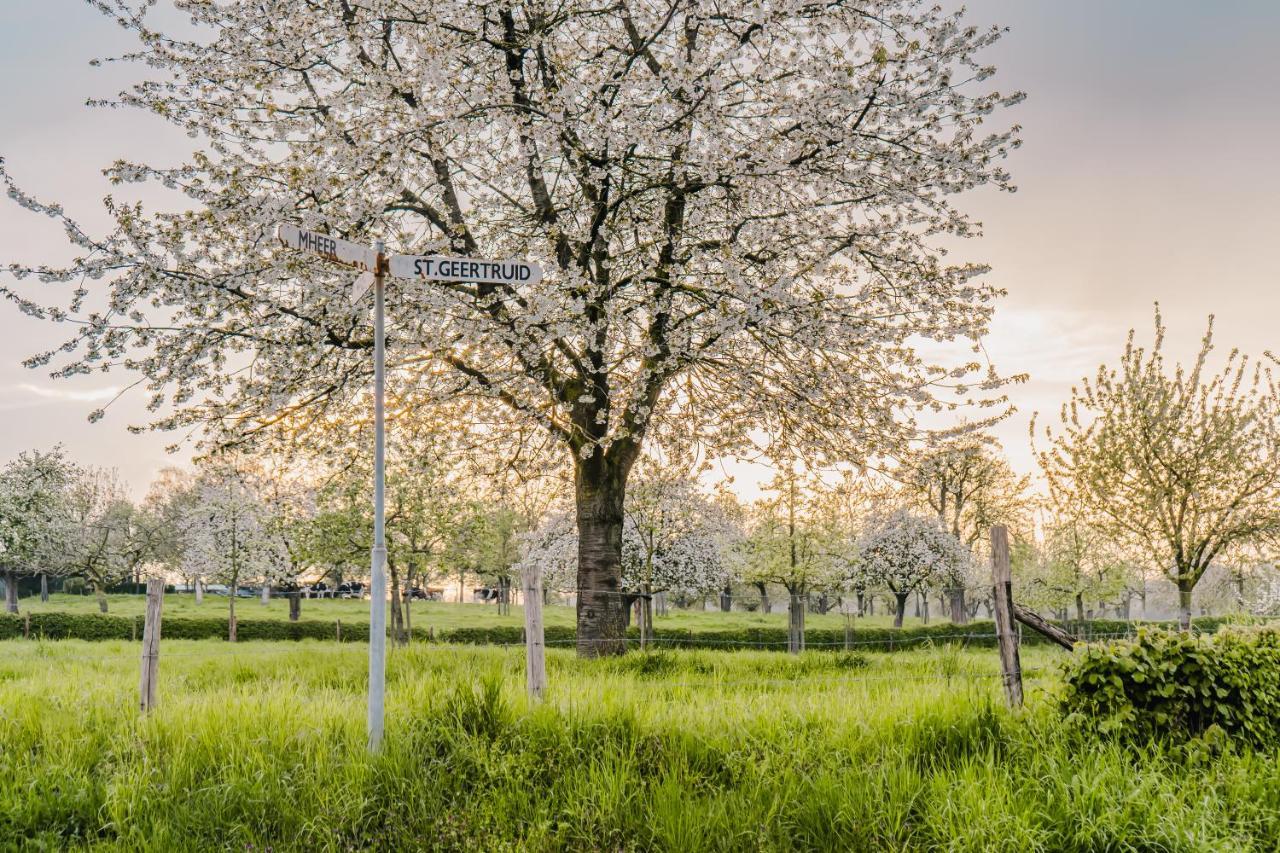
[138,578,164,713]
[990,525,1023,708]
[1012,603,1076,651]
[521,565,547,701]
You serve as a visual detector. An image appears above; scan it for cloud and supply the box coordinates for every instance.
[0,382,122,411]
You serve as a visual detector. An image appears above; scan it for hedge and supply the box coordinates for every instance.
[1061,625,1280,744]
[0,611,1241,650]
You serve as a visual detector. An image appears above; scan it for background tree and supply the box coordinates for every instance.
[1018,505,1128,622]
[745,466,846,650]
[2,1,1023,655]
[520,461,739,636]
[182,468,289,641]
[1036,310,1280,629]
[855,508,970,628]
[61,467,134,613]
[0,448,75,612]
[622,463,739,633]
[898,433,1030,622]
[138,467,200,592]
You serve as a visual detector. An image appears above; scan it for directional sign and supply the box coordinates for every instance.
[277,224,376,272]
[389,254,542,286]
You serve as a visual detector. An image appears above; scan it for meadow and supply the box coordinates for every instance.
[4,638,1280,851]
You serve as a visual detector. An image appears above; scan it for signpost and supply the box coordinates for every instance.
[277,224,386,752]
[276,224,543,752]
[277,224,376,272]
[389,254,542,285]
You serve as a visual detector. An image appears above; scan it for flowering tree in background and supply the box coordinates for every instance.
[1016,504,1129,622]
[855,508,970,628]
[2,1,1023,655]
[744,466,850,650]
[137,467,200,590]
[182,469,289,641]
[0,448,75,613]
[1036,310,1280,630]
[60,467,136,613]
[520,463,737,627]
[898,433,1029,622]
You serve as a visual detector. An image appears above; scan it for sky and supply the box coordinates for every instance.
[1,1,1279,497]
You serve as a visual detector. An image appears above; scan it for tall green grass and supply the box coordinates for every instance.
[1,640,1276,851]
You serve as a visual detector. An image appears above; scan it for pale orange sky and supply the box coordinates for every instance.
[2,1,1278,498]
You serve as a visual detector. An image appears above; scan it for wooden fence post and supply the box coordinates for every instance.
[23,612,30,640]
[522,565,547,701]
[990,525,1023,708]
[138,578,164,714]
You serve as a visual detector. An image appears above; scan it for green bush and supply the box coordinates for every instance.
[1061,626,1280,745]
[0,608,1241,651]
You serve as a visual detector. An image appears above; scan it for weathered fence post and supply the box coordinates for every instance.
[336,619,342,643]
[138,578,164,713]
[522,565,547,701]
[990,525,1023,708]
[23,612,30,640]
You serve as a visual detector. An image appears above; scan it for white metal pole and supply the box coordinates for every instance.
[368,240,387,752]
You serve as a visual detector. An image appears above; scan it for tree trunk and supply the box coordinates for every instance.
[194,576,203,605]
[787,590,805,654]
[753,581,770,614]
[949,588,967,624]
[920,590,929,625]
[261,583,270,605]
[3,569,17,614]
[388,561,406,647]
[498,575,512,616]
[403,586,413,642]
[719,583,732,612]
[288,592,301,621]
[95,583,109,614]
[39,573,48,603]
[1075,592,1084,622]
[574,456,629,658]
[228,595,237,642]
[893,592,909,628]
[1178,583,1194,632]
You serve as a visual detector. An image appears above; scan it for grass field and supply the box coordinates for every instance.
[20,592,935,632]
[4,638,1280,851]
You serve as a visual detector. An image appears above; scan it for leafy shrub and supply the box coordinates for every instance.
[1060,626,1280,745]
[0,610,1238,651]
